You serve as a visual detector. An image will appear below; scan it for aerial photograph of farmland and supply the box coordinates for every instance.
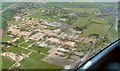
[0,2,118,71]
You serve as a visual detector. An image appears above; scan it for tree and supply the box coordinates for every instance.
[1,20,8,30]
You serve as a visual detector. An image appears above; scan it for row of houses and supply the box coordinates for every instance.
[8,25,32,39]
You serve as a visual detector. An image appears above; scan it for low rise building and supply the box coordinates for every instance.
[46,37,61,44]
[29,32,45,41]
[8,25,32,38]
[57,47,69,53]
[42,29,58,36]
[36,42,47,47]
[62,41,77,48]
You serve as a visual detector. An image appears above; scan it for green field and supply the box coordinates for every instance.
[20,52,62,69]
[106,24,118,41]
[4,46,30,54]
[14,38,24,45]
[64,8,95,14]
[19,40,35,48]
[76,42,92,52]
[2,56,15,69]
[82,24,111,37]
[70,16,92,29]
[2,33,13,41]
[90,17,109,25]
[29,45,50,54]
[28,13,57,22]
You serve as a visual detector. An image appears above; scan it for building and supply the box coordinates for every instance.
[42,29,57,36]
[47,37,61,44]
[29,32,45,41]
[57,47,69,53]
[36,42,47,47]
[62,41,76,48]
[42,21,61,27]
[8,25,32,38]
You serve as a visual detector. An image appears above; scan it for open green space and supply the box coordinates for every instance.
[70,17,90,28]
[64,8,95,14]
[14,37,24,45]
[20,52,62,69]
[106,24,118,42]
[76,42,92,52]
[28,13,57,22]
[2,33,13,42]
[19,42,31,48]
[29,45,50,54]
[2,56,15,69]
[90,17,109,25]
[82,24,111,37]
[69,13,95,29]
[3,46,30,54]
[19,40,35,48]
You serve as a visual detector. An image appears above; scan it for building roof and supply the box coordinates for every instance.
[63,41,76,47]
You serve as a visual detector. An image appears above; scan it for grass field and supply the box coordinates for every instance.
[69,14,96,29]
[106,24,118,42]
[82,24,111,37]
[4,46,30,54]
[20,52,62,69]
[14,37,24,45]
[28,13,57,22]
[76,42,92,52]
[19,40,35,48]
[64,8,95,14]
[29,45,50,54]
[2,33,13,41]
[2,56,15,69]
[90,17,109,25]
